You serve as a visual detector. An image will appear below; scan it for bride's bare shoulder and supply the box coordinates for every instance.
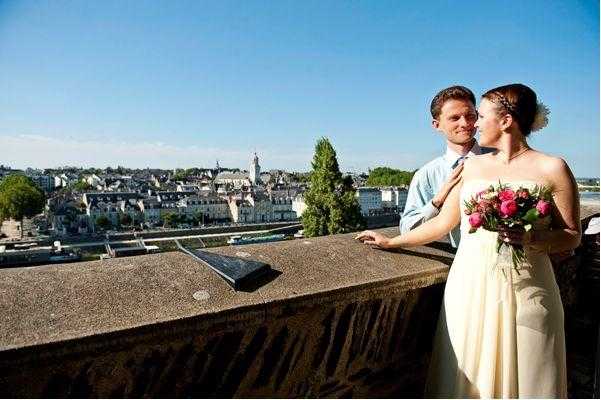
[531,151,574,186]
[533,151,570,173]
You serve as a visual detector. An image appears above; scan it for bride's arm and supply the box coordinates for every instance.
[530,158,582,252]
[356,181,462,249]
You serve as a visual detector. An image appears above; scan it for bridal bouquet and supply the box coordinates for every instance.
[463,182,553,274]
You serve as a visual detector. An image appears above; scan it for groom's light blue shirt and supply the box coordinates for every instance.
[400,142,485,248]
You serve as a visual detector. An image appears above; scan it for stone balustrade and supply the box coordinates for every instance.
[0,206,598,398]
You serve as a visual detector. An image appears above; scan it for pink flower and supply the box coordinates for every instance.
[500,200,518,217]
[468,212,484,228]
[498,188,516,202]
[536,200,551,216]
[517,189,530,199]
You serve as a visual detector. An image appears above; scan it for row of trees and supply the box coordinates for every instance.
[366,167,415,187]
[94,211,212,230]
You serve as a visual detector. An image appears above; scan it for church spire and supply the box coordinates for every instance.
[249,152,260,186]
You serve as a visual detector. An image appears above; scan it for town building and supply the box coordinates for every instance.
[27,174,55,192]
[292,194,308,217]
[356,187,382,216]
[137,198,162,225]
[381,187,409,212]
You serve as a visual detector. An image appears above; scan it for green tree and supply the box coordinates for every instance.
[366,167,415,187]
[71,180,92,192]
[193,210,205,226]
[301,138,365,237]
[119,213,133,227]
[95,215,112,230]
[0,175,46,238]
[162,212,180,228]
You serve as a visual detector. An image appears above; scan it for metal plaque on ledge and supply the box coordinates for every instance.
[176,241,271,290]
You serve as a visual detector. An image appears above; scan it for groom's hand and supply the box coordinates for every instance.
[431,163,464,209]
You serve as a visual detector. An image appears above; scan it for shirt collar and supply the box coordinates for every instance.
[443,141,482,165]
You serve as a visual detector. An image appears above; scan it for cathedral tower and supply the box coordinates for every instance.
[249,152,260,185]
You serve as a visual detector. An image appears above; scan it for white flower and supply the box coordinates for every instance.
[484,191,498,200]
[531,102,550,132]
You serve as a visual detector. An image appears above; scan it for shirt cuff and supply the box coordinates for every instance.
[422,201,440,220]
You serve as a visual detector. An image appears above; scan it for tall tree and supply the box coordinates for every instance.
[302,138,365,237]
[0,175,46,238]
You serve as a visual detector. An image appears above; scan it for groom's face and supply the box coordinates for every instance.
[432,99,477,145]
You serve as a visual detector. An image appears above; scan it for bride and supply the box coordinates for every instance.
[356,83,581,398]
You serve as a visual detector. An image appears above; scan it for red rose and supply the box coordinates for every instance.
[500,200,518,217]
[468,212,484,228]
[498,189,516,202]
[536,200,551,216]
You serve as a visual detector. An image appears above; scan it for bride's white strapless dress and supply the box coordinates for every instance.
[425,180,567,398]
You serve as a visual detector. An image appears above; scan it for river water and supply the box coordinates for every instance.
[580,192,600,204]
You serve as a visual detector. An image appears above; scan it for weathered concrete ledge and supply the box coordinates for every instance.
[0,228,454,352]
[0,227,454,397]
[0,205,597,398]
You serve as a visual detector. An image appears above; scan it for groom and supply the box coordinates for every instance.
[400,85,490,247]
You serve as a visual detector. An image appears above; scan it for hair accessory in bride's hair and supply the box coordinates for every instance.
[491,93,516,114]
[530,102,549,132]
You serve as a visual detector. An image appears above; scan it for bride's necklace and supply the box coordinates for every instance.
[501,147,530,163]
[508,147,530,161]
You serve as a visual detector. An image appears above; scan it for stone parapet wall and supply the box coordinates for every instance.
[0,284,443,397]
[0,206,597,397]
[0,227,451,398]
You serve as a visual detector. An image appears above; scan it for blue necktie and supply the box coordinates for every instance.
[451,156,466,169]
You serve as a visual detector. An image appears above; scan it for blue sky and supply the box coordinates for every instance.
[0,0,598,177]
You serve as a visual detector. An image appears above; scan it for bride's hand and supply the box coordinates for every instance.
[497,227,533,246]
[355,230,391,249]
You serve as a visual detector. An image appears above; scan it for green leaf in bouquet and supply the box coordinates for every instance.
[522,208,539,223]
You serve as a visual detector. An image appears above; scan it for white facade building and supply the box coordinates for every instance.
[214,172,251,190]
[292,194,307,217]
[380,187,409,211]
[177,195,230,223]
[137,198,162,225]
[356,187,382,216]
[271,196,297,221]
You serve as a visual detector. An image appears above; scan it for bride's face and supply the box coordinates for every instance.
[475,99,503,146]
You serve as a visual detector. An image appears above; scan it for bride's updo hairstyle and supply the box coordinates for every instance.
[482,83,538,136]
